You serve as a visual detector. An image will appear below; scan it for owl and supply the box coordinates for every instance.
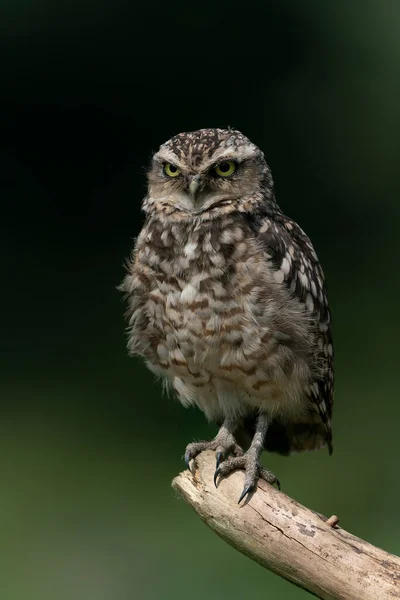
[120,128,333,503]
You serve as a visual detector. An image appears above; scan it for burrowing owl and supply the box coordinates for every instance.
[120,128,333,503]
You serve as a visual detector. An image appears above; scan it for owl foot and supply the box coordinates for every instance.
[214,454,280,504]
[184,428,243,474]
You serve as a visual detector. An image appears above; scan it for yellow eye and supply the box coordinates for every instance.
[164,163,181,177]
[214,161,237,177]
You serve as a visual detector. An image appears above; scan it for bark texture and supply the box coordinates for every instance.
[172,451,400,600]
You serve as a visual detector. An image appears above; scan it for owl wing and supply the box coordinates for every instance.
[247,211,334,454]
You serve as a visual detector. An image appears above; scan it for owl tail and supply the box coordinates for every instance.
[264,412,333,456]
[238,409,332,456]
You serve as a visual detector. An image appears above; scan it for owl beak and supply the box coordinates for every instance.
[188,175,201,197]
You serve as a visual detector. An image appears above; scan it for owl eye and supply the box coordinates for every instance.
[164,163,181,177]
[214,161,237,177]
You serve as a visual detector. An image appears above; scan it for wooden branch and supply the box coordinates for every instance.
[172,451,400,600]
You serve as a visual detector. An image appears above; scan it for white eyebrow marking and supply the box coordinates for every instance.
[154,149,187,171]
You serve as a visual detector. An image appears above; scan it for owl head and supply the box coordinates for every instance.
[144,128,275,219]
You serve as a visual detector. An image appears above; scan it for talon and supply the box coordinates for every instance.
[184,451,193,472]
[214,468,220,488]
[215,451,224,469]
[238,484,253,504]
[275,479,281,491]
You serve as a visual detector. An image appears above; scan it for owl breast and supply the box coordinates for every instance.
[125,216,315,422]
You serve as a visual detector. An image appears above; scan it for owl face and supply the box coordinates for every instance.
[145,128,273,219]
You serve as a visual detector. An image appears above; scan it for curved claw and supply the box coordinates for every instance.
[184,451,193,473]
[213,467,221,488]
[215,451,224,469]
[275,479,281,491]
[238,484,253,504]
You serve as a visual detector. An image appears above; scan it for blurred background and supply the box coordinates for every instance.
[1,1,400,598]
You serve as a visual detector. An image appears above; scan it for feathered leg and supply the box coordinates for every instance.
[214,412,280,503]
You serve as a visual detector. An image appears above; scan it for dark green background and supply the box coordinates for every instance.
[2,1,399,598]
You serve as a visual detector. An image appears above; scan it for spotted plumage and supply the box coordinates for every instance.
[120,128,333,500]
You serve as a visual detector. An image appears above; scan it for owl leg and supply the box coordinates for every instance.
[214,412,280,503]
[184,419,243,473]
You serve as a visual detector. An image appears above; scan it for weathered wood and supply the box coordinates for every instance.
[172,451,400,600]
